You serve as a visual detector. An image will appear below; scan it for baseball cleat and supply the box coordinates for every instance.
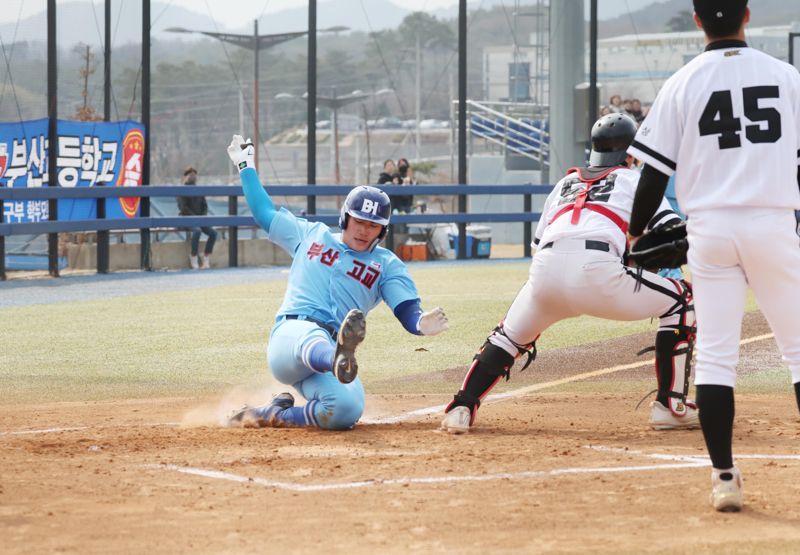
[334,309,366,384]
[227,392,295,428]
[441,406,471,434]
[711,467,743,512]
[648,400,700,430]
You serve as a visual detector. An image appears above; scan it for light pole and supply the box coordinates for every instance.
[278,88,392,184]
[165,22,347,171]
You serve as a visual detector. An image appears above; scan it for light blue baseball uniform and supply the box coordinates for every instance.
[240,168,419,429]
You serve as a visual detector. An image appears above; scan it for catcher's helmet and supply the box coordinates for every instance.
[589,113,638,167]
[339,185,392,240]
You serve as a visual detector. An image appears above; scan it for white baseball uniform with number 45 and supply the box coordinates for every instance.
[628,41,800,387]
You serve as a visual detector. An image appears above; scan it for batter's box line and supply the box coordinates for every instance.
[363,332,777,425]
[143,442,800,493]
[585,445,800,463]
[0,421,181,438]
[142,459,710,493]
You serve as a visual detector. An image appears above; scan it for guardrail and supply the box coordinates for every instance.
[0,184,551,279]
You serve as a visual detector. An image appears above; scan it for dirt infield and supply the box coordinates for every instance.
[3,312,799,554]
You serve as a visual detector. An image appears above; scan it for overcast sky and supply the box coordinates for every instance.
[2,0,660,27]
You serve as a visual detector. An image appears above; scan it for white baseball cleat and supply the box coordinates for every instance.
[441,406,471,434]
[648,400,700,430]
[711,467,743,512]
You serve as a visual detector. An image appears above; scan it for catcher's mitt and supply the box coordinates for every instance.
[628,220,688,272]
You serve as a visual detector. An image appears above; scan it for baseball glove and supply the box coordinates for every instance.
[628,220,688,272]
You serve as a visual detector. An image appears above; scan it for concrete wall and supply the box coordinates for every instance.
[66,237,293,271]
[467,154,547,245]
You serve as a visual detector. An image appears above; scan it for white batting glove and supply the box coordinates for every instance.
[226,134,255,172]
[418,307,449,336]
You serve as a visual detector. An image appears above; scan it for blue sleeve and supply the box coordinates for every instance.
[393,299,424,335]
[379,255,420,310]
[240,167,277,231]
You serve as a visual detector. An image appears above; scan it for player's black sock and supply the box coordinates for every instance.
[696,384,735,469]
[794,382,800,414]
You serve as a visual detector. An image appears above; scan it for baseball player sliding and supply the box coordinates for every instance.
[225,135,448,430]
[442,113,698,434]
[627,0,800,512]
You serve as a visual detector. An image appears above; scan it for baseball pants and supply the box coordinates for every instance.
[502,238,685,346]
[267,318,365,429]
[688,207,800,388]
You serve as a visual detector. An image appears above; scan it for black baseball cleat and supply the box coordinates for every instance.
[334,309,367,384]
[227,392,295,428]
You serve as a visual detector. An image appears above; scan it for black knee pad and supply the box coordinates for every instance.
[445,341,515,414]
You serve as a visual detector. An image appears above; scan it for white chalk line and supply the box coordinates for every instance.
[143,460,707,493]
[364,332,777,425]
[145,443,800,493]
[585,445,800,463]
[0,426,90,437]
[0,421,180,438]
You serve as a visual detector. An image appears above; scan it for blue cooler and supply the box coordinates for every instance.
[449,225,492,258]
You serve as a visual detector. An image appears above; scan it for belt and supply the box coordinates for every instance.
[285,315,338,339]
[541,239,610,252]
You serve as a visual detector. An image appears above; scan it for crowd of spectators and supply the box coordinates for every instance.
[599,94,648,124]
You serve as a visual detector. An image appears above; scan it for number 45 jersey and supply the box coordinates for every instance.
[628,41,800,215]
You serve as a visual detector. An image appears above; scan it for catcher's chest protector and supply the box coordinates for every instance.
[549,167,629,234]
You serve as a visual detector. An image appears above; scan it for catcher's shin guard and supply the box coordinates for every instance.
[444,326,537,424]
[653,280,696,416]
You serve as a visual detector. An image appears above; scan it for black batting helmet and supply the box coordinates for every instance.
[589,113,638,167]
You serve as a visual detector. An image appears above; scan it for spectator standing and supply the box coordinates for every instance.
[177,166,217,270]
[392,158,416,214]
[608,94,623,113]
[377,159,400,185]
[629,98,645,123]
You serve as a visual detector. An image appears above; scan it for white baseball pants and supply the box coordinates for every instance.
[501,239,685,350]
[688,207,800,388]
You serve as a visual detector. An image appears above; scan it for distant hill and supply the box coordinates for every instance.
[0,0,412,47]
[599,0,800,38]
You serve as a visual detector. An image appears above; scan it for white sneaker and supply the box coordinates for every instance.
[200,255,211,269]
[649,400,700,430]
[441,406,471,434]
[189,255,200,270]
[711,467,743,512]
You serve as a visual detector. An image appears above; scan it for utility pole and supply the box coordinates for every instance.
[415,32,422,161]
[47,0,59,277]
[98,0,111,274]
[457,0,467,260]
[361,103,371,184]
[253,19,260,170]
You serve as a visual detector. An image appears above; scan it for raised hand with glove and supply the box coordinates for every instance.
[418,307,449,336]
[226,134,256,172]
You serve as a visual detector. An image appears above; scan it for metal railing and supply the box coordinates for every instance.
[463,100,550,165]
[0,183,551,279]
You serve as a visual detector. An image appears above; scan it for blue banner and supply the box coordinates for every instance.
[0,118,145,224]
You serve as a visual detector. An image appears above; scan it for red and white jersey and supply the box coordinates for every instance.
[628,41,800,214]
[535,166,677,255]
